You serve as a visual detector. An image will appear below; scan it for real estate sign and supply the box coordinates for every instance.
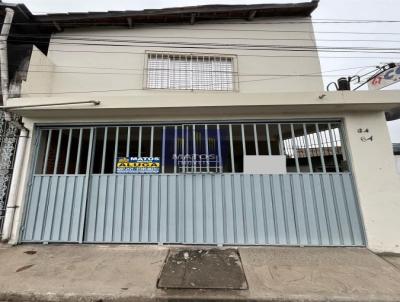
[116,157,160,174]
[368,63,400,90]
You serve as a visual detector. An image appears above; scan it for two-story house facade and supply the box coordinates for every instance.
[2,1,400,253]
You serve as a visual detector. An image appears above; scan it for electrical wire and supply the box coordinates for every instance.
[8,39,400,54]
[24,47,400,60]
[9,34,400,49]
[12,63,374,73]
[3,22,400,35]
[7,16,400,22]
[3,65,376,96]
[8,33,400,52]
[16,65,374,78]
[8,32,400,44]
[7,43,394,60]
[45,38,400,52]
[15,70,356,77]
[6,19,400,25]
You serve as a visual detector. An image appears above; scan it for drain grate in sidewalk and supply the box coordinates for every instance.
[157,248,248,290]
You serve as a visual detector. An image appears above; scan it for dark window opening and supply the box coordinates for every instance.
[34,122,349,175]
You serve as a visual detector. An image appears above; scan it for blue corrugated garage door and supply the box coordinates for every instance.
[21,122,365,246]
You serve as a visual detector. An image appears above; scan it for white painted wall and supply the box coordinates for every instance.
[21,46,55,97]
[243,155,287,174]
[8,90,400,120]
[344,111,400,253]
[21,17,323,97]
[396,155,400,174]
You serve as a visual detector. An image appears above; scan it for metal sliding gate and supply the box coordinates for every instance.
[21,121,366,246]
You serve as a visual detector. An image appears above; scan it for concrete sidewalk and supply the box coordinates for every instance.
[0,244,400,301]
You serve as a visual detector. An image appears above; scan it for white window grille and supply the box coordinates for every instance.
[146,53,235,91]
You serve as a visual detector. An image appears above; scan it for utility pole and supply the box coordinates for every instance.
[0,8,15,106]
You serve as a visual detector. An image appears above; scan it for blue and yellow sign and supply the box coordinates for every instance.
[116,157,160,174]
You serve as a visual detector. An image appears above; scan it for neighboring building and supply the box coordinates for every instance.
[1,1,400,253]
[0,2,51,236]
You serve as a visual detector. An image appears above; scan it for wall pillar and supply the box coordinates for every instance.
[344,111,400,253]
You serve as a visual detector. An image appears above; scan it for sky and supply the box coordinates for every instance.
[14,0,400,143]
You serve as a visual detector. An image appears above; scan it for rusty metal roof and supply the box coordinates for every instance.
[1,1,319,32]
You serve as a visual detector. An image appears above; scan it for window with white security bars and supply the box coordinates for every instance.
[146,52,236,91]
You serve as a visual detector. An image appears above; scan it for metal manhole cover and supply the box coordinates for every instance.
[157,248,248,290]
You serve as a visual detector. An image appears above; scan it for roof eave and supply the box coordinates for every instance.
[30,1,319,30]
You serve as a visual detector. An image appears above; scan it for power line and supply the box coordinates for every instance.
[15,70,360,77]
[11,87,145,95]
[9,34,400,52]
[9,38,400,54]
[3,23,400,35]
[313,18,400,22]
[6,65,375,95]
[9,33,400,48]
[27,47,400,60]
[177,20,400,24]
[108,27,400,35]
[6,19,400,25]
[237,65,377,84]
[7,16,400,21]
[45,36,400,52]
[17,70,356,77]
[15,69,348,76]
[8,32,400,44]
[8,37,397,59]
[78,27,400,35]
[14,63,375,74]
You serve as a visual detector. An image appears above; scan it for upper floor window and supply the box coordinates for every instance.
[146,52,235,91]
